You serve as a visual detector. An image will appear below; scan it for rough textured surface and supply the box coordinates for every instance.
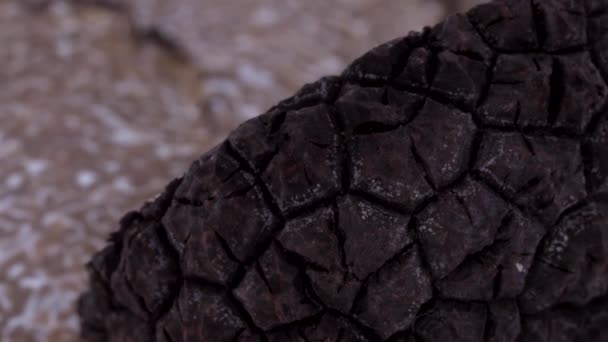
[80,0,608,340]
[0,0,485,340]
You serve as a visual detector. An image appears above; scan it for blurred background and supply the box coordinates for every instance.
[0,0,485,340]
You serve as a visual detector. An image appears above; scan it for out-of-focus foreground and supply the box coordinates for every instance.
[0,0,484,340]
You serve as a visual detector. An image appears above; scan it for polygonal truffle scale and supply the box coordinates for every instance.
[277,207,340,271]
[353,246,433,340]
[337,195,413,280]
[157,282,247,341]
[261,104,341,215]
[408,99,477,189]
[349,126,435,212]
[233,243,321,330]
[416,177,510,280]
[110,221,179,319]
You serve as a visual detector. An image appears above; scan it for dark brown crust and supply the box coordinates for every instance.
[79,0,608,341]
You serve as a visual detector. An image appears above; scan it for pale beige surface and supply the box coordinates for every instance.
[0,0,484,340]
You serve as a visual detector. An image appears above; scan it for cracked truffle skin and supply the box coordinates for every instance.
[79,0,608,341]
